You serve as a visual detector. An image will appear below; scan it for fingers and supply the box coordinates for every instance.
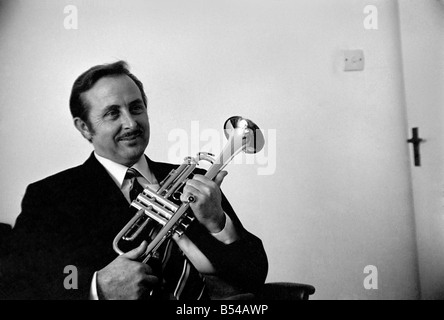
[214,171,228,187]
[97,250,160,300]
[122,240,148,260]
[186,171,227,191]
[191,172,227,186]
[141,274,160,286]
[180,184,200,203]
[180,172,228,205]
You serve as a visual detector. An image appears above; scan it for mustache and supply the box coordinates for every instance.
[118,129,143,140]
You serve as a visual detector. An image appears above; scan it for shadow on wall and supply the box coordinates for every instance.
[0,1,18,59]
[0,0,14,24]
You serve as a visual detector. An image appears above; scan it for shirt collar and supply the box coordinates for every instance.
[94,152,155,188]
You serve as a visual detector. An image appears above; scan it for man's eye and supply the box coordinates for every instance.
[105,110,119,118]
[131,105,145,113]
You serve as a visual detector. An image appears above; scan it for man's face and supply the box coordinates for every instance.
[81,75,150,166]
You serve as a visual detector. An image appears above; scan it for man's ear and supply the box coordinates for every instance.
[74,117,93,142]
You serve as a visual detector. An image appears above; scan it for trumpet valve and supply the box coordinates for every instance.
[173,214,195,238]
[174,228,185,238]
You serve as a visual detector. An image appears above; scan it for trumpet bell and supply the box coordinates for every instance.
[224,116,265,154]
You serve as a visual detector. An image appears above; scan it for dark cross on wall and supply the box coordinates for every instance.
[407,127,424,167]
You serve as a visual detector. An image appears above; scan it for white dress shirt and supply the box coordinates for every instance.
[90,152,239,299]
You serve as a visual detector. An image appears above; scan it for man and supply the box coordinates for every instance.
[5,61,268,300]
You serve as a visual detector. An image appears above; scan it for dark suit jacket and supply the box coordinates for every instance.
[4,153,268,299]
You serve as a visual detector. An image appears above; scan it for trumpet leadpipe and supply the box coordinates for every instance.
[157,162,189,195]
[163,162,197,199]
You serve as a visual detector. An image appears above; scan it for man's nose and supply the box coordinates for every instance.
[121,109,137,129]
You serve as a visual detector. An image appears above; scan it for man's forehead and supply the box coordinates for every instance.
[82,74,142,107]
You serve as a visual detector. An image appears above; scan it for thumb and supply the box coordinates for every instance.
[122,240,148,260]
[214,170,228,187]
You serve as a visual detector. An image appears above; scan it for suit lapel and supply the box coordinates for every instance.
[81,154,177,214]
[80,153,131,215]
[146,156,177,185]
[79,154,179,231]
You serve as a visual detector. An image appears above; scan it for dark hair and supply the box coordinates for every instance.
[69,60,148,122]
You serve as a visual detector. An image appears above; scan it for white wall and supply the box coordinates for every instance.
[398,0,444,300]
[0,0,420,299]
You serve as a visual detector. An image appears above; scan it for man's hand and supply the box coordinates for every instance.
[180,171,228,233]
[96,241,159,300]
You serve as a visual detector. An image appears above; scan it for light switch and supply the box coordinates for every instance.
[344,50,364,71]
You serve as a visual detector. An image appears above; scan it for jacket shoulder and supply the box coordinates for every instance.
[27,163,87,191]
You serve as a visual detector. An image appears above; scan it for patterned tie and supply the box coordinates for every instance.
[125,167,144,202]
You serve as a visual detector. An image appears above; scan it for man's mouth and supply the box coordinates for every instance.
[119,130,142,141]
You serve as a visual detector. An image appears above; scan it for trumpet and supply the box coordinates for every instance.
[112,116,265,264]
